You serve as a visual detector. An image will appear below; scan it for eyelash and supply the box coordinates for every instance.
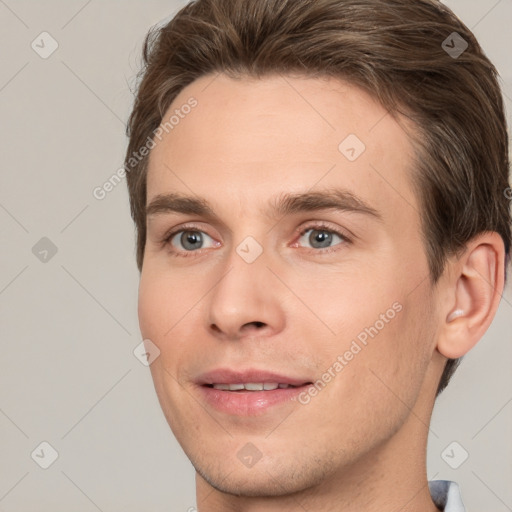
[159,222,352,258]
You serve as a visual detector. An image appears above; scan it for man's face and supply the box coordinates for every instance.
[139,74,443,495]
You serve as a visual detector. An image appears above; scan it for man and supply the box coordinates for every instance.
[124,0,511,510]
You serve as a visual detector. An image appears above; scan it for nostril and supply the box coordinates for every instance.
[242,321,266,329]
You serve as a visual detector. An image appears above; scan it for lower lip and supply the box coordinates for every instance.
[197,385,309,416]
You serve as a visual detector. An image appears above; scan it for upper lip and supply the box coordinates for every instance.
[196,368,312,386]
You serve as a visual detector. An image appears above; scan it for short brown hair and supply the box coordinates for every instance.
[125,0,511,396]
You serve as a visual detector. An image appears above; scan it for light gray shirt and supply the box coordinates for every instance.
[429,480,465,511]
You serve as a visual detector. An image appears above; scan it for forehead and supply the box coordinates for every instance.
[146,73,419,222]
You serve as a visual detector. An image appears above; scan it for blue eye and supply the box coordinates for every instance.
[161,223,350,258]
[169,230,216,252]
[298,227,347,249]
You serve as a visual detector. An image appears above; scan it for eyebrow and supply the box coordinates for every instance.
[145,189,382,222]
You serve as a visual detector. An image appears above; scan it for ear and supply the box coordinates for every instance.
[437,232,506,359]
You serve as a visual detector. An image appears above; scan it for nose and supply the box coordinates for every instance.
[205,248,286,341]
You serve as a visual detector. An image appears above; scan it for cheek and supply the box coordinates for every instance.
[137,270,193,423]
[291,267,400,352]
[307,269,434,400]
[137,267,199,340]
[354,290,436,405]
[137,268,207,385]
[323,297,434,442]
[137,271,167,340]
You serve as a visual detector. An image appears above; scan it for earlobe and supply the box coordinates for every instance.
[437,232,505,360]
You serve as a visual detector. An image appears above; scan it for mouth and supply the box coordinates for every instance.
[195,369,313,415]
[204,382,307,391]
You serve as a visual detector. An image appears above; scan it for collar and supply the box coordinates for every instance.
[429,480,466,511]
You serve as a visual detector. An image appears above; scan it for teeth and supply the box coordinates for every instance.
[245,383,264,391]
[212,383,231,390]
[212,382,290,391]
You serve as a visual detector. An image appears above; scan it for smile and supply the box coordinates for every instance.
[208,383,299,391]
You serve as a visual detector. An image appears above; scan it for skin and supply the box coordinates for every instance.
[138,73,505,511]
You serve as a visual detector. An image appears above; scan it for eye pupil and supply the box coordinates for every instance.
[181,231,202,250]
[309,230,332,248]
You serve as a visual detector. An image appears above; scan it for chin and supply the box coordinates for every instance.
[192,451,333,499]
[197,465,300,497]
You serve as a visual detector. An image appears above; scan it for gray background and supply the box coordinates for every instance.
[0,1,510,510]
